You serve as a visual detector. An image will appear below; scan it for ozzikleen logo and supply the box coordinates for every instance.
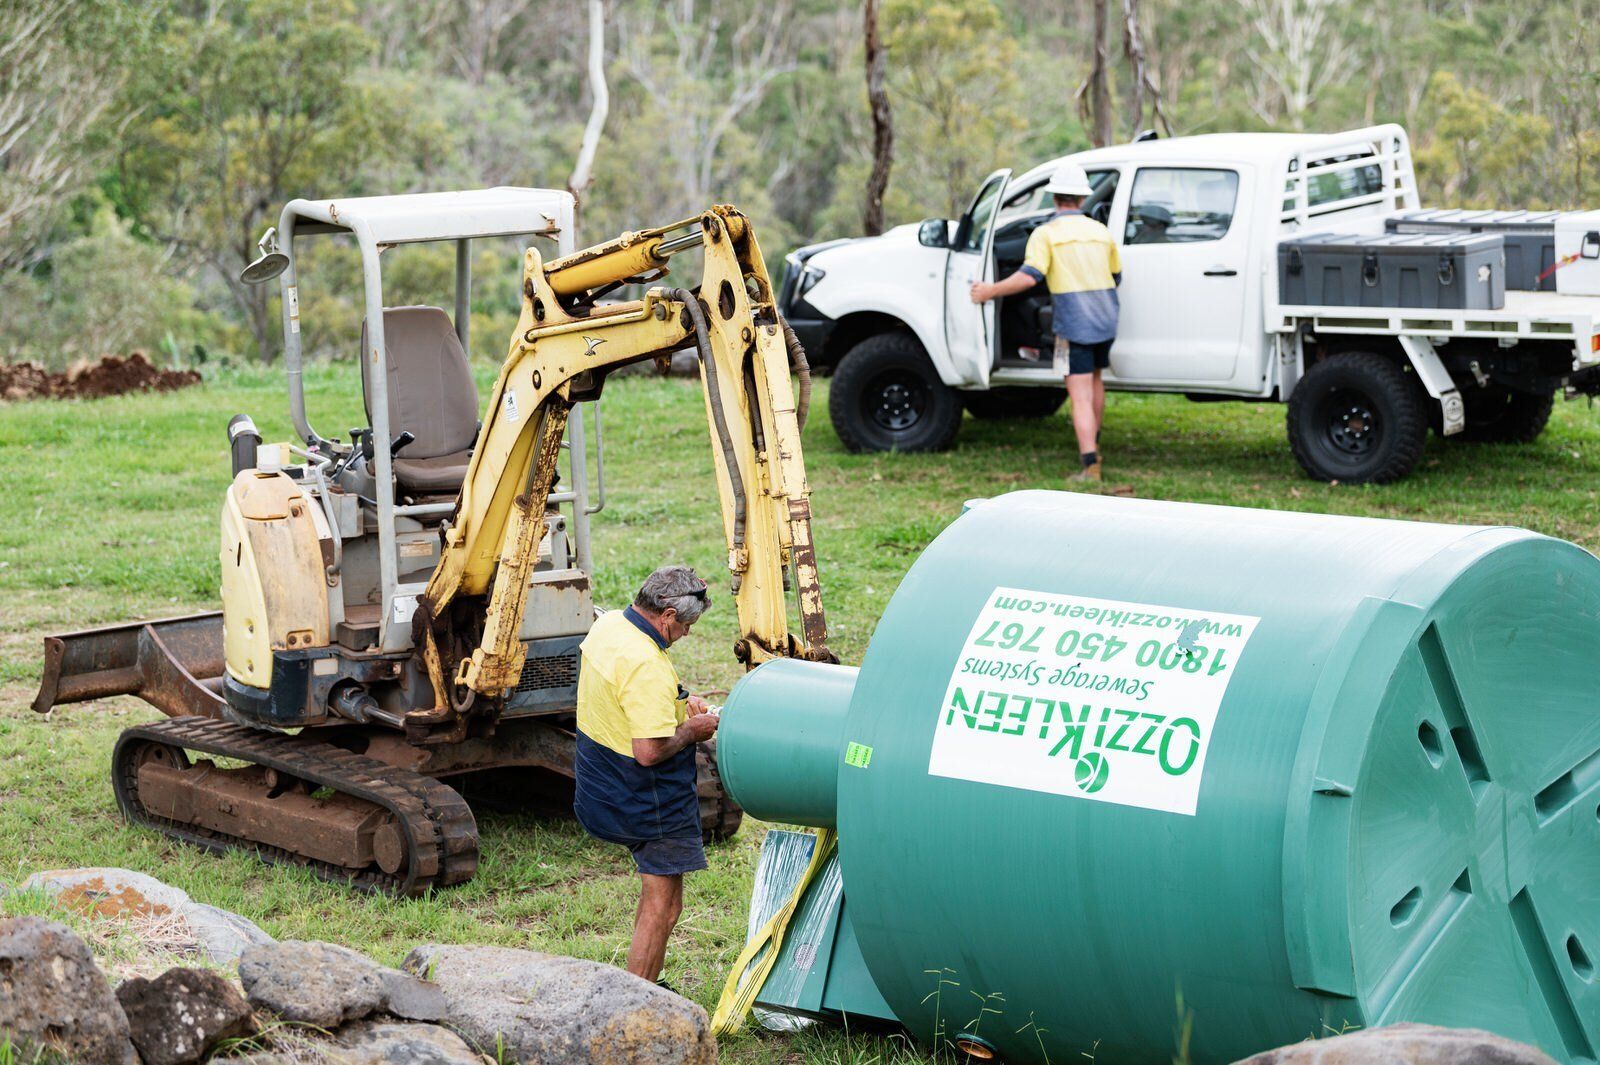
[927,587,1258,816]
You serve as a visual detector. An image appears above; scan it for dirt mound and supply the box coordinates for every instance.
[1,353,201,402]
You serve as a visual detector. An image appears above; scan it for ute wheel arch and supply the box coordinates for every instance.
[830,332,963,453]
[1287,349,1428,484]
[813,311,926,372]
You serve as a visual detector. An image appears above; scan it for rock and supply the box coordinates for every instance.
[21,867,191,918]
[115,967,256,1065]
[19,867,276,964]
[403,944,715,1064]
[0,916,138,1065]
[335,1020,484,1064]
[1233,1024,1560,1065]
[377,968,448,1023]
[182,902,275,964]
[239,941,386,1028]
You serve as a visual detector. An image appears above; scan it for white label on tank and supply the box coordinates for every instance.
[927,587,1259,816]
[504,389,520,423]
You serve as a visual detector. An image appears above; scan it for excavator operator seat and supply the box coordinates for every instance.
[360,306,480,495]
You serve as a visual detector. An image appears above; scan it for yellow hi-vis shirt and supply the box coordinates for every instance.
[576,608,689,757]
[1020,211,1122,344]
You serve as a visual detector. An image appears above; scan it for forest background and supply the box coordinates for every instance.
[3,0,1598,370]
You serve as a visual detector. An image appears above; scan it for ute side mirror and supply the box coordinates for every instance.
[917,219,951,249]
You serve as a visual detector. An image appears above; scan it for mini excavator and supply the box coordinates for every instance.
[33,188,832,894]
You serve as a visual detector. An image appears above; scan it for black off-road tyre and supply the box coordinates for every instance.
[962,387,1068,420]
[1287,352,1428,484]
[696,739,743,843]
[1458,386,1555,443]
[830,332,963,452]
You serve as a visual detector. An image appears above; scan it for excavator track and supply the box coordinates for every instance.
[112,717,478,897]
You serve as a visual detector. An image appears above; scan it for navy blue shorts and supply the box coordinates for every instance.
[1053,337,1113,376]
[627,834,708,876]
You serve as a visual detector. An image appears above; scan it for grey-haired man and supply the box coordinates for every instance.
[573,565,720,983]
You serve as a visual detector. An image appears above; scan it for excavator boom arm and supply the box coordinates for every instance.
[417,208,831,711]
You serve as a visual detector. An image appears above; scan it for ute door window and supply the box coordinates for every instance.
[1124,168,1239,245]
[1112,165,1251,386]
[943,169,1010,387]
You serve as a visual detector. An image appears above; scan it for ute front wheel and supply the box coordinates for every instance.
[830,332,962,452]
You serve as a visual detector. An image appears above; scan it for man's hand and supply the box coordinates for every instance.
[969,281,993,304]
[686,694,711,716]
[632,709,720,766]
[680,712,719,743]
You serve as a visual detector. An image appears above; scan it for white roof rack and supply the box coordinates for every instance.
[281,187,573,246]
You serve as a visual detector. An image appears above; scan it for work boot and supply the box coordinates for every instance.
[1070,461,1102,484]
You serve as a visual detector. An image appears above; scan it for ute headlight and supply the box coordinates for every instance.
[796,264,826,299]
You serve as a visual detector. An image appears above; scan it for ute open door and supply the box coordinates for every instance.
[942,168,1011,387]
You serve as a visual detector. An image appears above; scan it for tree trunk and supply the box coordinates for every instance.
[862,0,894,236]
[1077,0,1114,147]
[1120,0,1170,136]
[568,0,610,242]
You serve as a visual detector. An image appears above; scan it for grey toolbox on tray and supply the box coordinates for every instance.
[1278,231,1505,310]
[1386,208,1558,291]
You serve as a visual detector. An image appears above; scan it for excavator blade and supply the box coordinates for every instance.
[33,612,227,719]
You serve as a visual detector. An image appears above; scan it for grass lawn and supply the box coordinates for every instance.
[2,362,1597,1063]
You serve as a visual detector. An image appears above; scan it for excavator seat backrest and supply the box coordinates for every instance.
[360,306,480,495]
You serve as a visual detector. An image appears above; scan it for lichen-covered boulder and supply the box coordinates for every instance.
[20,867,275,964]
[404,943,715,1064]
[0,916,138,1064]
[21,867,191,918]
[116,966,256,1065]
[1232,1023,1561,1065]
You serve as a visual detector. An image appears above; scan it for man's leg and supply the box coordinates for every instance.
[1066,372,1100,458]
[1092,368,1106,441]
[627,872,684,981]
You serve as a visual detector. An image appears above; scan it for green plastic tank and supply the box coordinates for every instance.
[718,491,1600,1064]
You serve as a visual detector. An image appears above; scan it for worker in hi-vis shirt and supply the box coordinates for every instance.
[971,163,1121,483]
[573,565,719,986]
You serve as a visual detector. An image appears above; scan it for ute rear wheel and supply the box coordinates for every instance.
[962,387,1067,420]
[1287,352,1427,484]
[1458,386,1555,443]
[830,332,962,452]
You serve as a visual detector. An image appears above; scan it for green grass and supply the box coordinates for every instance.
[2,363,1598,1063]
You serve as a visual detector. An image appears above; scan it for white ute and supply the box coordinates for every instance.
[780,125,1600,482]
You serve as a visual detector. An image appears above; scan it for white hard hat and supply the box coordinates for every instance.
[1043,163,1093,197]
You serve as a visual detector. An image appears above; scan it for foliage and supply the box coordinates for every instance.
[0,200,223,370]
[114,0,438,359]
[1413,72,1554,209]
[0,0,156,271]
[879,0,1028,217]
[0,0,1593,365]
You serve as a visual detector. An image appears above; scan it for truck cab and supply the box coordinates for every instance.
[786,125,1600,482]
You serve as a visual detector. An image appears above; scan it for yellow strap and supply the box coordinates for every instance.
[711,827,837,1038]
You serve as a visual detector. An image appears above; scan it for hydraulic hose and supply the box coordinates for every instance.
[669,288,747,577]
[777,313,812,432]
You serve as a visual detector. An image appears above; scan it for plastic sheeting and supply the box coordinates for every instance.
[740,828,844,1030]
